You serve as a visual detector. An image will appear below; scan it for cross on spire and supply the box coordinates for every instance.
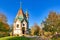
[20,2,22,9]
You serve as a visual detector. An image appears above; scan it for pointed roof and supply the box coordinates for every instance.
[26,10,28,16]
[16,2,25,17]
[17,8,24,16]
[21,19,28,23]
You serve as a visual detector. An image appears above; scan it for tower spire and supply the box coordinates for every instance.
[20,2,22,9]
[26,9,29,20]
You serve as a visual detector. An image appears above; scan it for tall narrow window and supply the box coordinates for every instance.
[17,24,19,28]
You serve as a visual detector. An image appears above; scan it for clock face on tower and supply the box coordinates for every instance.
[18,15,23,21]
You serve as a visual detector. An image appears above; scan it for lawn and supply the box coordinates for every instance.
[0,36,35,40]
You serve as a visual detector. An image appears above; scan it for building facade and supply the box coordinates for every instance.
[13,7,29,36]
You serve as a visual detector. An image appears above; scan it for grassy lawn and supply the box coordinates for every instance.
[0,36,35,40]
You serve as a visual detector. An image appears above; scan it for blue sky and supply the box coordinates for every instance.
[0,0,60,28]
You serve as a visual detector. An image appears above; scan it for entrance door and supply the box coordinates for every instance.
[22,27,25,34]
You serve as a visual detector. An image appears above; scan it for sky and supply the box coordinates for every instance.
[0,0,60,28]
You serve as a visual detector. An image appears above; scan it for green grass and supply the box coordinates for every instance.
[0,36,35,40]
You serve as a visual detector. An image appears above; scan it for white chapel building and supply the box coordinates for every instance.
[13,6,29,36]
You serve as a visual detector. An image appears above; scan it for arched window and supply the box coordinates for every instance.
[17,24,19,28]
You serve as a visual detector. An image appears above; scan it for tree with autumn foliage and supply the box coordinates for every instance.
[0,13,7,23]
[0,13,10,37]
[43,12,60,34]
[30,23,41,36]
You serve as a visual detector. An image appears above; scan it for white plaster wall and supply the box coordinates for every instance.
[14,30,22,34]
[15,19,21,29]
[13,19,22,35]
[22,20,27,31]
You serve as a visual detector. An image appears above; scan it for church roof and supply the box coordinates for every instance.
[17,8,24,16]
[14,3,28,23]
[21,19,28,23]
[14,8,27,22]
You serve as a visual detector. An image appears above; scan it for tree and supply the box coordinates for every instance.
[43,12,60,34]
[0,13,10,37]
[31,23,40,36]
[0,13,7,23]
[0,22,9,32]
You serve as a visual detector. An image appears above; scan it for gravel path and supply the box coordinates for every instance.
[26,36,50,40]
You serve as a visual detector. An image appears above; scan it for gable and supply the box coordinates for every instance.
[21,19,28,23]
